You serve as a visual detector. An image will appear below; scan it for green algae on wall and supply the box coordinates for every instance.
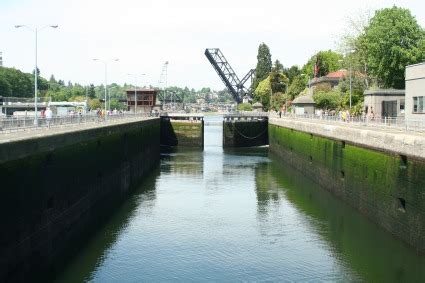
[269,123,425,252]
[160,119,204,148]
[0,119,160,282]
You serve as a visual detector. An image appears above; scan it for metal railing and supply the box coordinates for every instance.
[0,112,154,134]
[272,113,425,133]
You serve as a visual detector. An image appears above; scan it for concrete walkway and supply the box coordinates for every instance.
[270,117,425,160]
[0,117,156,144]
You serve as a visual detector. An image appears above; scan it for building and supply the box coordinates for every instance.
[292,95,315,115]
[309,69,347,89]
[126,89,157,113]
[364,89,405,118]
[406,62,425,122]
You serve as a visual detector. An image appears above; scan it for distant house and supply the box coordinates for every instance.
[252,102,263,112]
[364,89,405,118]
[126,89,157,113]
[309,69,348,89]
[405,62,425,122]
[292,95,315,115]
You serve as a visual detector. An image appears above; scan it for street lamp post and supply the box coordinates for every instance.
[93,58,119,119]
[15,24,58,126]
[346,49,355,109]
[127,73,146,114]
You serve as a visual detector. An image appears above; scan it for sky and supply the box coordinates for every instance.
[0,0,424,90]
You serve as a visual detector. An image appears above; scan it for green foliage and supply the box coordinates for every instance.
[269,63,289,94]
[237,103,253,111]
[89,99,101,110]
[254,76,272,111]
[283,65,301,84]
[253,43,272,91]
[0,76,12,96]
[88,84,96,99]
[302,50,343,78]
[358,6,425,89]
[287,75,306,100]
[313,90,341,110]
[270,92,287,111]
[0,66,33,97]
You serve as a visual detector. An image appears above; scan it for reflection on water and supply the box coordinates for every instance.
[56,116,425,282]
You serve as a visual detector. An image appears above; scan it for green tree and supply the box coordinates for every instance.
[302,50,343,78]
[287,75,306,100]
[88,84,96,99]
[0,77,12,97]
[283,65,301,84]
[237,103,253,111]
[313,90,341,110]
[253,43,272,91]
[254,76,272,111]
[358,6,425,89]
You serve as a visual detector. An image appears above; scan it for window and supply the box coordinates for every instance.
[420,97,424,113]
[400,99,405,114]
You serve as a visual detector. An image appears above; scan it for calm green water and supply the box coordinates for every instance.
[57,116,425,282]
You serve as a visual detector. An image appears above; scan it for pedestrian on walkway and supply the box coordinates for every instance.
[45,107,53,128]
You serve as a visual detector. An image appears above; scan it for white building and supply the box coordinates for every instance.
[405,62,425,122]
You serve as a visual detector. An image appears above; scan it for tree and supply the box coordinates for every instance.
[358,6,425,89]
[253,43,272,91]
[287,75,306,100]
[237,103,253,111]
[283,65,301,84]
[0,77,12,97]
[88,84,96,99]
[49,74,57,83]
[254,76,272,111]
[313,90,341,110]
[302,50,343,78]
[269,61,289,94]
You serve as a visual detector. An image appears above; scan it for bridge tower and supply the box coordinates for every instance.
[205,48,255,104]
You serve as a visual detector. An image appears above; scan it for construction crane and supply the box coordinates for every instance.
[157,61,184,110]
[205,48,255,104]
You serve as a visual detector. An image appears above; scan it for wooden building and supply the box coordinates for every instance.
[126,89,157,113]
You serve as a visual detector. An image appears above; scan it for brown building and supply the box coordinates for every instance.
[126,89,157,113]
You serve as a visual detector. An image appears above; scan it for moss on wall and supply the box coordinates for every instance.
[160,120,204,148]
[0,119,160,281]
[269,123,425,252]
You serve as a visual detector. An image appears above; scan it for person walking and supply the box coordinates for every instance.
[45,107,53,128]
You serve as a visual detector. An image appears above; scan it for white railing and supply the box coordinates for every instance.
[0,112,155,134]
[273,113,425,133]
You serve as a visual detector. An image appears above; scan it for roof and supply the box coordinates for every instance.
[252,102,263,107]
[325,69,347,78]
[292,95,315,105]
[364,89,405,96]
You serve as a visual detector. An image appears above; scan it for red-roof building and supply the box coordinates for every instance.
[126,89,157,113]
[309,69,348,89]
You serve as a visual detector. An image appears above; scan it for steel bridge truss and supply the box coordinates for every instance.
[205,48,254,104]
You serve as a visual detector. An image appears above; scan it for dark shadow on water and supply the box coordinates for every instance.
[53,168,160,283]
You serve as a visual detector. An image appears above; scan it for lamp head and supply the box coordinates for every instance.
[15,25,23,28]
[50,25,59,28]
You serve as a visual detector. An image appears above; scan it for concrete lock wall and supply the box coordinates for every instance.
[269,121,425,252]
[0,118,160,282]
[160,119,204,148]
[223,120,268,147]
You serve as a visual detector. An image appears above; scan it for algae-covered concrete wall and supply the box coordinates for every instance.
[160,119,204,148]
[269,123,425,252]
[223,120,268,147]
[0,118,160,282]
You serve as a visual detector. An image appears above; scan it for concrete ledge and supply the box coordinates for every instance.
[270,118,425,161]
